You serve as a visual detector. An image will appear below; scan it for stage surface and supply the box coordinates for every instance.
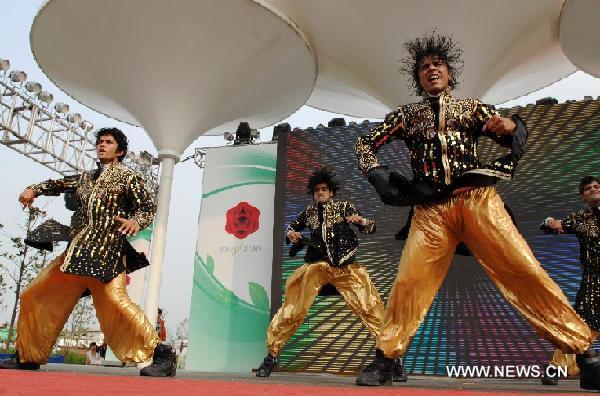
[0,363,589,395]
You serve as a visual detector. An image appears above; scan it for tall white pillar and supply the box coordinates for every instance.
[143,149,179,333]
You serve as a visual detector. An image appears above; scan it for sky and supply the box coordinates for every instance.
[1,0,600,337]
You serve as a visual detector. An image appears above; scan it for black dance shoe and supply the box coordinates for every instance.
[577,350,600,390]
[0,351,40,370]
[356,349,393,386]
[139,344,176,377]
[392,357,408,382]
[540,365,558,385]
[256,354,278,377]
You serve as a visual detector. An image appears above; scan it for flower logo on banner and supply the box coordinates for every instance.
[225,201,260,239]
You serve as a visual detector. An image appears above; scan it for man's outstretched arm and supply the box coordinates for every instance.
[541,211,579,235]
[19,175,80,208]
[286,209,307,244]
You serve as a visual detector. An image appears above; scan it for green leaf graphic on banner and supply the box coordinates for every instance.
[248,282,269,311]
[206,255,215,274]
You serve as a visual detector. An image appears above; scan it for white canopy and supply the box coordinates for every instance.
[264,0,582,117]
[30,0,317,153]
[559,0,600,78]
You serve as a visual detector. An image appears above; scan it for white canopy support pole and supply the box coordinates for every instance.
[143,149,179,341]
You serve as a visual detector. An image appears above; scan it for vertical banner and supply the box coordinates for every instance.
[187,144,277,371]
[126,223,153,305]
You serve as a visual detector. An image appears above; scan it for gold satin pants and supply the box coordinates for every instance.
[267,261,384,356]
[378,187,593,358]
[16,254,159,364]
[548,330,600,376]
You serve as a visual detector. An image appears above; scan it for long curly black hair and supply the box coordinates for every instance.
[307,167,340,195]
[399,31,464,96]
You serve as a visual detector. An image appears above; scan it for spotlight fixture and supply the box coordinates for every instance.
[0,58,10,71]
[328,117,346,127]
[223,131,234,142]
[9,70,27,83]
[67,113,82,123]
[54,102,69,114]
[233,122,252,145]
[25,81,42,93]
[272,123,290,142]
[535,97,558,105]
[37,91,54,104]
[138,151,154,167]
[79,120,94,132]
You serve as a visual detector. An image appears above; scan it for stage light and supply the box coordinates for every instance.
[13,103,33,112]
[536,97,558,105]
[38,91,54,104]
[328,117,346,127]
[138,151,154,167]
[79,120,94,132]
[54,102,69,113]
[125,151,137,161]
[9,70,27,83]
[67,113,82,123]
[0,63,155,190]
[272,123,290,142]
[25,81,42,93]
[0,58,9,71]
[233,122,252,145]
[224,132,234,141]
[250,129,260,140]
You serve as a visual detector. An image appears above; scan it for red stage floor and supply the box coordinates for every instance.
[0,364,590,395]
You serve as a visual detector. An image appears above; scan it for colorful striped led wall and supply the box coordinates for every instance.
[274,99,600,375]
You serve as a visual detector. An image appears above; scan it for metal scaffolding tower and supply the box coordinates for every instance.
[0,59,159,198]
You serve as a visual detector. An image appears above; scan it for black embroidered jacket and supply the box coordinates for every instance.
[287,199,375,267]
[355,90,526,193]
[556,207,600,329]
[562,208,600,273]
[28,162,155,282]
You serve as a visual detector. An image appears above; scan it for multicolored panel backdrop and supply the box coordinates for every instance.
[273,99,600,375]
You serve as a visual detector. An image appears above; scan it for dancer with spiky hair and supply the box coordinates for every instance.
[256,167,405,381]
[354,31,599,389]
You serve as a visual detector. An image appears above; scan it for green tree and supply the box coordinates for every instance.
[0,225,7,307]
[0,207,48,342]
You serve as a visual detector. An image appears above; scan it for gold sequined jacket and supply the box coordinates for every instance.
[28,162,155,282]
[287,200,375,267]
[355,90,520,193]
